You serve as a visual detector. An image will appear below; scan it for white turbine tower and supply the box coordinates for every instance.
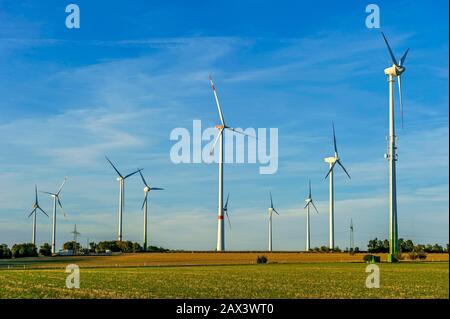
[268,192,279,252]
[208,75,253,251]
[324,123,350,250]
[381,32,409,262]
[28,185,48,246]
[138,171,163,251]
[41,177,67,254]
[105,156,142,242]
[304,179,319,251]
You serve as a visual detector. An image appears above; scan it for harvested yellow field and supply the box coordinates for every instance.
[0,252,447,269]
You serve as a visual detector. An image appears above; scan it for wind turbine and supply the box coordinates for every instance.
[105,156,142,242]
[138,171,163,251]
[41,177,67,254]
[28,185,48,246]
[381,32,409,262]
[324,123,350,250]
[268,192,279,252]
[304,179,319,251]
[208,75,253,251]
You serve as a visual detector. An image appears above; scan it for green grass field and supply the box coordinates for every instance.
[0,261,448,298]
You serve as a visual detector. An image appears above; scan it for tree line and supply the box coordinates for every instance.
[0,240,168,259]
[367,238,448,253]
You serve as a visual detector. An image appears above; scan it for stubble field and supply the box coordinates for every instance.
[0,252,448,299]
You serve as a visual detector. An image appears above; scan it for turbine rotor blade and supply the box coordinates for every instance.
[209,75,226,126]
[28,208,37,218]
[225,210,231,229]
[337,160,351,179]
[40,191,56,196]
[270,192,273,209]
[141,193,148,211]
[139,170,149,188]
[35,185,38,204]
[311,201,319,214]
[56,177,67,196]
[325,161,337,179]
[399,48,409,67]
[273,208,280,215]
[304,202,309,209]
[308,179,311,198]
[224,193,230,209]
[38,206,49,217]
[225,127,257,140]
[209,127,224,155]
[381,32,398,66]
[57,197,67,218]
[124,169,143,179]
[398,75,404,129]
[332,122,338,155]
[105,156,123,178]
[150,187,164,190]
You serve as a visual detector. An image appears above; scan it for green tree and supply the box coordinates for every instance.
[63,241,81,252]
[39,243,52,256]
[0,244,12,259]
[432,244,443,253]
[367,238,378,253]
[11,243,37,258]
[404,239,414,252]
[132,242,142,252]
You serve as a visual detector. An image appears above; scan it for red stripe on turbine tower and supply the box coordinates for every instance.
[218,216,224,220]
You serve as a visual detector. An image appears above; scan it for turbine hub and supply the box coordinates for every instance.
[144,186,150,192]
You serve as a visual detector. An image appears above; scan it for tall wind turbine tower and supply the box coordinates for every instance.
[41,177,67,254]
[105,156,142,242]
[138,171,163,251]
[208,75,252,251]
[28,185,48,246]
[268,192,279,252]
[324,123,350,250]
[381,32,409,262]
[304,179,319,251]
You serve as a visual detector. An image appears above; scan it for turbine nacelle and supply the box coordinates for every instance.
[143,186,151,193]
[324,156,337,165]
[384,65,405,77]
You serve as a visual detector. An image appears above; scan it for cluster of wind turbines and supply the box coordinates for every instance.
[28,159,164,254]
[104,156,164,251]
[209,32,409,260]
[25,32,408,260]
[210,74,349,252]
[28,179,67,254]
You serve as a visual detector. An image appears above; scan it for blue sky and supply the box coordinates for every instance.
[0,0,448,250]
